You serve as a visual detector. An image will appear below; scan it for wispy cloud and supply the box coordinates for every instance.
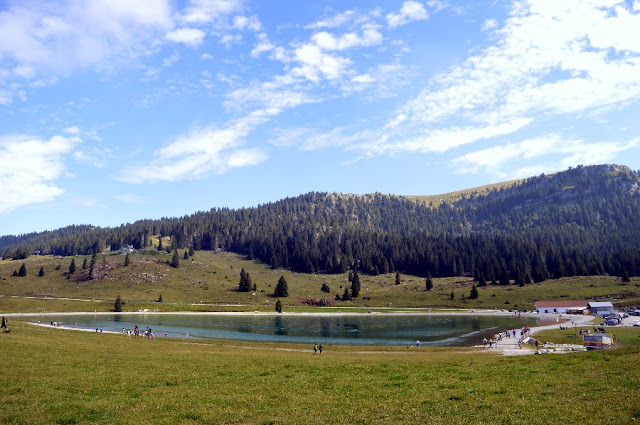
[453,135,640,179]
[387,1,429,28]
[0,134,80,212]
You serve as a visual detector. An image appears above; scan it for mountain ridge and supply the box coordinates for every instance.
[2,164,639,282]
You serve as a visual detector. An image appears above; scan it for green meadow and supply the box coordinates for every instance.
[2,250,639,313]
[2,251,640,423]
[0,321,639,424]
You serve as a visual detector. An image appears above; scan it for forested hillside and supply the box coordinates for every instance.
[2,164,639,282]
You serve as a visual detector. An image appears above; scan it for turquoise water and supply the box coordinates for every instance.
[22,313,541,346]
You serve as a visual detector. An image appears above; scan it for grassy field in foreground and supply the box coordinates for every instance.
[2,251,639,314]
[1,321,639,424]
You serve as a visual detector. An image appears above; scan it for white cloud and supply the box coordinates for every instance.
[180,0,243,24]
[311,29,382,51]
[0,0,173,103]
[387,1,429,28]
[63,126,81,135]
[0,134,80,213]
[200,52,214,60]
[341,0,640,159]
[453,134,639,178]
[306,10,357,29]
[250,34,274,57]
[220,34,242,47]
[165,28,205,46]
[232,15,261,31]
[120,112,271,183]
[482,18,497,31]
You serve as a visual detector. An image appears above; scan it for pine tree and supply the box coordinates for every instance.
[342,287,352,301]
[158,294,163,303]
[469,284,478,299]
[114,294,123,312]
[621,268,631,282]
[425,273,433,291]
[238,268,251,292]
[351,271,361,298]
[478,272,486,287]
[321,283,330,293]
[124,253,130,266]
[188,246,195,257]
[18,263,27,277]
[183,250,189,260]
[82,257,87,270]
[69,259,76,274]
[158,235,163,251]
[450,291,455,300]
[89,252,97,280]
[171,249,179,268]
[275,299,282,313]
[38,266,45,277]
[395,271,401,285]
[274,276,289,297]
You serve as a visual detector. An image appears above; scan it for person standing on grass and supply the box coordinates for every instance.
[319,344,323,354]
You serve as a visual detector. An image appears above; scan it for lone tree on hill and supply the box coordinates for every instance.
[238,268,252,292]
[89,252,97,280]
[158,294,163,303]
[351,271,361,298]
[321,283,330,293]
[38,266,45,277]
[114,294,124,312]
[275,299,282,313]
[621,268,631,283]
[342,287,352,301]
[183,250,189,260]
[469,284,478,299]
[170,249,180,268]
[124,253,130,266]
[18,263,27,277]
[274,276,289,297]
[425,273,433,291]
[69,259,76,274]
[395,271,401,285]
[450,291,455,300]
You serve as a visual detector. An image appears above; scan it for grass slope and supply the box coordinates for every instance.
[2,250,640,313]
[1,321,639,424]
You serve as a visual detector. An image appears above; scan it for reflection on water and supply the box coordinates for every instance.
[21,313,541,347]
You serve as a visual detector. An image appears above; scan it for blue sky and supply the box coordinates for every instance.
[1,0,640,236]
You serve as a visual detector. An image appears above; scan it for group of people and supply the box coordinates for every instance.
[313,344,323,355]
[126,325,156,339]
[482,327,533,349]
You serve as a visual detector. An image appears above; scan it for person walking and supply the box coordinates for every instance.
[1,316,7,332]
[313,344,318,355]
[318,344,323,354]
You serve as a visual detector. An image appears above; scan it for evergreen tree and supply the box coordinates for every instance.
[188,246,195,257]
[170,249,180,268]
[158,294,163,303]
[183,250,189,260]
[425,273,433,291]
[342,287,352,301]
[11,270,17,277]
[274,275,289,297]
[621,268,631,283]
[499,269,510,285]
[69,258,76,274]
[275,299,282,313]
[18,263,27,277]
[114,294,123,312]
[478,272,486,287]
[158,235,163,251]
[469,284,478,299]
[55,264,61,270]
[89,252,97,280]
[38,266,45,277]
[449,291,455,300]
[238,268,252,292]
[321,283,330,293]
[82,257,87,270]
[351,271,361,298]
[395,271,401,285]
[124,253,130,266]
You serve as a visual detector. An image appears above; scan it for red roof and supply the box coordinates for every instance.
[535,300,590,308]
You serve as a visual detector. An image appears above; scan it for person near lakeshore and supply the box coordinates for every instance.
[1,316,7,332]
[318,344,323,354]
[416,340,420,347]
[483,337,487,347]
[313,344,318,355]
